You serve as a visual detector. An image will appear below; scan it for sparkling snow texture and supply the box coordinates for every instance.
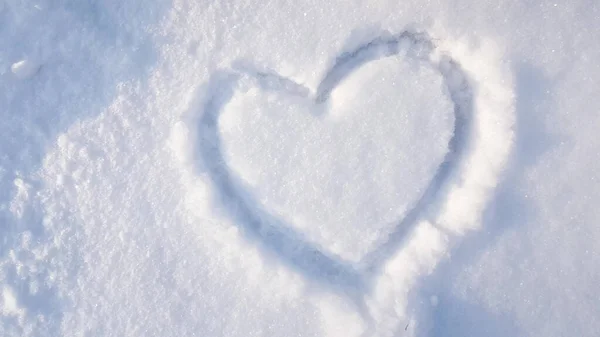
[1,1,599,337]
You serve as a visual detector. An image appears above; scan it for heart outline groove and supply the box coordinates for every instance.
[191,29,475,297]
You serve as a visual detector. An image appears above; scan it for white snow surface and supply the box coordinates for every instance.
[1,1,599,337]
[218,56,453,262]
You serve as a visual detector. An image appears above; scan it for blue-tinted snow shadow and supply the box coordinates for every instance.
[428,294,521,337]
[0,1,171,334]
[412,62,563,337]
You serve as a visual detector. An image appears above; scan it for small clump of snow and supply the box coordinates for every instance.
[11,59,40,80]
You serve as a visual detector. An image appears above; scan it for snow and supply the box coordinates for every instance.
[1,1,599,337]
[10,60,40,80]
[215,51,454,262]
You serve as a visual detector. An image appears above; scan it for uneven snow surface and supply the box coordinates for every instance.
[1,1,599,337]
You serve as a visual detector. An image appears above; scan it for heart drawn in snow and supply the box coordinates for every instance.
[187,30,512,303]
[218,49,455,264]
[180,29,515,336]
[195,31,472,282]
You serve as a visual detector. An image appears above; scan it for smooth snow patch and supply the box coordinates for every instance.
[219,55,453,262]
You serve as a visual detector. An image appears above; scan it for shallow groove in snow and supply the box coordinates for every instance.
[176,29,514,336]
